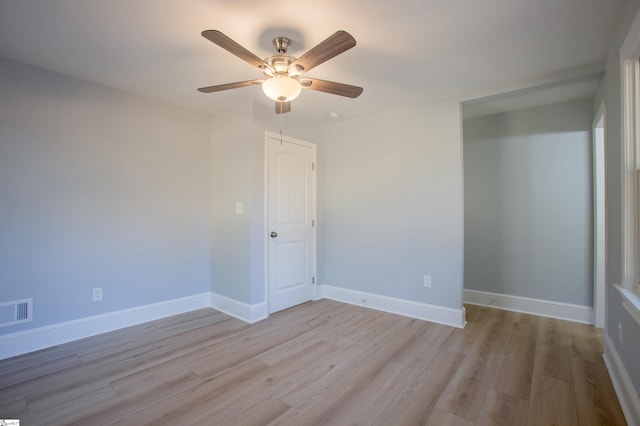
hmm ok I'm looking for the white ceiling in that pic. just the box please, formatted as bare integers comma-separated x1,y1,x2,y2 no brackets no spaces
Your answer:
0,0,628,121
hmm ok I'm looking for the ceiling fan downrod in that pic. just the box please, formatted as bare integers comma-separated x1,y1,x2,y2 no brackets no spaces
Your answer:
272,37,291,55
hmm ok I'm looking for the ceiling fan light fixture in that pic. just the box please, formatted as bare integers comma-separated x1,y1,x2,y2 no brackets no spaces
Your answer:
199,30,363,114
262,75,302,102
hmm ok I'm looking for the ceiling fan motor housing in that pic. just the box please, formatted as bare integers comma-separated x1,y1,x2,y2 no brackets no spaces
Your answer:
262,55,298,77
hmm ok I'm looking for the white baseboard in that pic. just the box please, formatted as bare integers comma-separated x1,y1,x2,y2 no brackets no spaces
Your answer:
318,284,466,328
0,292,212,361
603,333,640,426
464,289,592,324
0,286,466,361
210,293,268,324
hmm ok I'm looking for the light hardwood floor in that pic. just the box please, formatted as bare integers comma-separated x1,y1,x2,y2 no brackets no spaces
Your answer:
0,300,627,425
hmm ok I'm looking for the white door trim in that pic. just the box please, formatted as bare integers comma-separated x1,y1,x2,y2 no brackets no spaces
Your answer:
593,102,606,328
264,131,317,314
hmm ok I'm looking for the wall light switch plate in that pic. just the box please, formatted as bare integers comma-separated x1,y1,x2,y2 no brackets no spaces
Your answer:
92,287,103,302
423,275,432,288
235,202,244,215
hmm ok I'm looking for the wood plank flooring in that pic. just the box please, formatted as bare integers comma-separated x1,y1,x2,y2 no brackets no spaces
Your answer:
0,300,627,425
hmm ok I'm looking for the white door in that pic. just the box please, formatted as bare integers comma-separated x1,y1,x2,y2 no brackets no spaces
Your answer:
266,133,316,313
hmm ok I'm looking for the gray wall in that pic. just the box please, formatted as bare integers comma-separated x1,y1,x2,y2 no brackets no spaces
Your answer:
0,58,213,334
210,100,467,312
210,103,254,304
319,102,464,309
210,101,321,305
594,0,640,398
463,99,593,306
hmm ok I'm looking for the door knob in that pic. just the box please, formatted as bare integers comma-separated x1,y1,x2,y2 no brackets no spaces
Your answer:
270,231,278,238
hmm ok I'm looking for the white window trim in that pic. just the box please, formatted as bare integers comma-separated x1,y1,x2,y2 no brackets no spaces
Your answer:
620,59,638,289
618,9,640,324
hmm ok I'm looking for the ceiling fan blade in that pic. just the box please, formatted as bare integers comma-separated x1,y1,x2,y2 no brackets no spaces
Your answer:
291,30,356,73
201,30,270,70
300,78,363,98
275,101,291,114
197,80,263,93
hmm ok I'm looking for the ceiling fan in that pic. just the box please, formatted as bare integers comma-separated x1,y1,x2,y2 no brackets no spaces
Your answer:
197,30,363,114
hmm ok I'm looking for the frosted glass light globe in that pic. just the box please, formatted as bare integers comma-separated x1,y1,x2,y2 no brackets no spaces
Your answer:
262,76,302,102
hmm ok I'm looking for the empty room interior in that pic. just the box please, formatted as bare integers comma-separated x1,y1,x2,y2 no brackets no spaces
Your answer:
1,1,640,425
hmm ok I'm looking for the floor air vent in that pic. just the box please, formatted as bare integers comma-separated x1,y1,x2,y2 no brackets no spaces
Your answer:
0,298,33,327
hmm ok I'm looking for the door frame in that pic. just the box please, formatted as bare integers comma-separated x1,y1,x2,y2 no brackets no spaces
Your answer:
263,131,318,315
593,102,606,328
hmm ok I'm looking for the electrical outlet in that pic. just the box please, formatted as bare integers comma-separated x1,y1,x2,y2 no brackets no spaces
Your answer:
92,287,103,302
423,275,432,288
619,322,623,345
